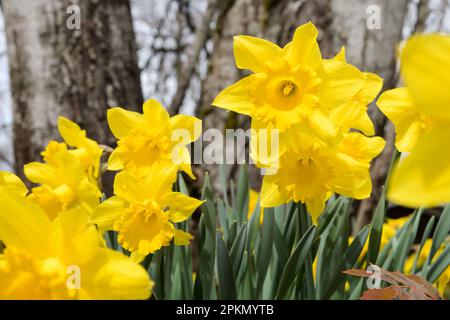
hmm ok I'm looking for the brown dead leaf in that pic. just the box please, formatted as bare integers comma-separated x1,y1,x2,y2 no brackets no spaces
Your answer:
344,264,441,300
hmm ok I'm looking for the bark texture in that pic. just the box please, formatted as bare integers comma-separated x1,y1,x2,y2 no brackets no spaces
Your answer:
3,0,143,179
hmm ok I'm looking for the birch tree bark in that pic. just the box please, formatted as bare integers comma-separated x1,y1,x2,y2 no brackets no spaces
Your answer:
3,0,143,178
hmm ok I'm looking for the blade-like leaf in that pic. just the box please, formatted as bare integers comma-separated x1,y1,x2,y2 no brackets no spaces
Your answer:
216,232,237,299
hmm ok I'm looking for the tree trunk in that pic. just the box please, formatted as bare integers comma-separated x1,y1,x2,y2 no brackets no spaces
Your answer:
3,0,143,179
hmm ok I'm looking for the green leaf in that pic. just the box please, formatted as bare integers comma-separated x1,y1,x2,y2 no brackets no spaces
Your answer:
219,164,229,208
428,204,450,263
427,245,450,283
367,191,386,264
275,225,316,299
229,222,248,275
256,208,275,297
412,216,435,273
216,232,237,299
321,225,370,300
247,199,261,250
197,173,217,299
235,164,249,224
391,210,422,271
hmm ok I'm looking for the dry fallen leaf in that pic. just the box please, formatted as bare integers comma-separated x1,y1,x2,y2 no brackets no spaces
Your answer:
344,264,441,300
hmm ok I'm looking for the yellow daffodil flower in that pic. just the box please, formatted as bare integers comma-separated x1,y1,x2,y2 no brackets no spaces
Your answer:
25,149,101,220
260,132,384,221
0,187,153,299
212,22,365,134
378,34,450,207
56,116,103,180
91,164,203,262
107,99,201,179
0,171,27,195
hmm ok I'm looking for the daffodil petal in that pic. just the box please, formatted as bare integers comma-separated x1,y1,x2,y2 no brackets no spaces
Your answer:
169,114,202,142
0,187,50,256
401,34,450,120
91,196,127,229
83,249,153,299
285,21,321,68
388,125,450,207
142,99,170,127
322,60,365,108
173,229,193,245
24,162,60,186
107,148,124,171
0,171,27,195
354,112,375,136
165,192,204,223
306,195,327,224
377,87,423,152
107,107,144,139
113,171,149,204
212,75,256,115
57,116,84,147
233,35,283,73
260,175,290,207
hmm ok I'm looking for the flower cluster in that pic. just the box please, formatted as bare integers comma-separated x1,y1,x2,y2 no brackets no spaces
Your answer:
213,22,385,221
92,99,203,262
0,100,202,298
0,118,153,299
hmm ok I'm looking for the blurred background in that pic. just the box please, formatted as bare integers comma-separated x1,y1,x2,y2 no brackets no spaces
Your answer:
0,0,449,226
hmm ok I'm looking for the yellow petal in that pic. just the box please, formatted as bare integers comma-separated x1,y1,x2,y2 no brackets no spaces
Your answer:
354,112,375,136
169,114,202,142
83,249,153,299
107,107,144,139
388,125,450,207
57,116,83,147
165,192,204,223
260,175,290,207
130,251,146,264
212,75,256,115
307,109,340,145
49,208,100,266
333,47,346,62
24,162,60,187
306,195,327,224
233,35,283,73
113,171,149,204
339,132,385,163
0,171,27,195
377,87,423,152
173,229,193,246
142,99,170,127
285,22,322,68
0,187,50,256
250,118,288,170
401,34,450,120
91,196,127,229
322,60,365,108
360,72,383,103
107,148,124,171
